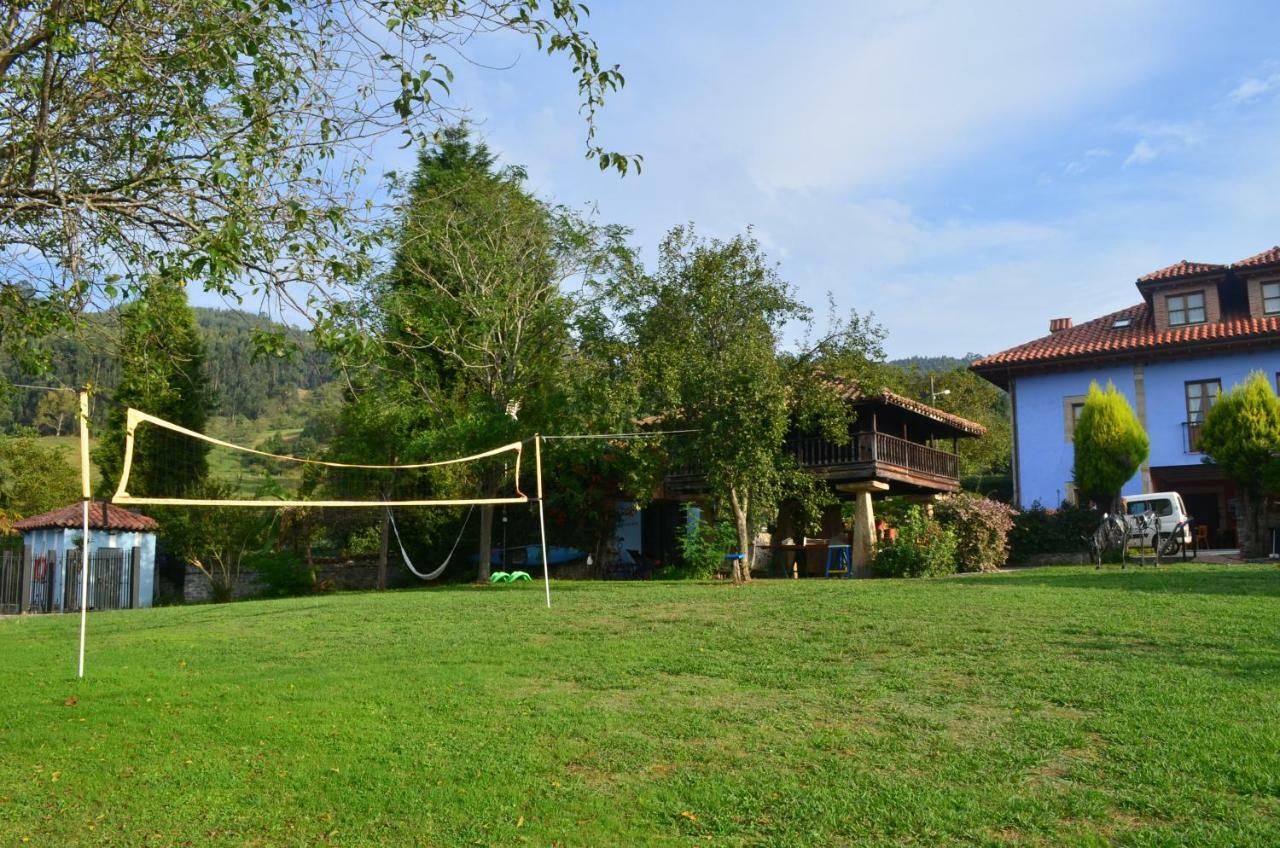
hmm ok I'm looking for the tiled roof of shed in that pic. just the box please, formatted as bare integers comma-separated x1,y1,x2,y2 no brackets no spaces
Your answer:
971,303,1280,372
1137,260,1226,283
12,501,159,532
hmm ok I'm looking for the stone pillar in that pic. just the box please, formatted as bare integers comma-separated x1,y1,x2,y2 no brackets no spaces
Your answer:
839,481,889,577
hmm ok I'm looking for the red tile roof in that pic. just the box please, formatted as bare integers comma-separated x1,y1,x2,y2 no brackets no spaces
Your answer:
1137,260,1226,283
12,501,159,532
1234,246,1280,269
971,303,1280,374
822,375,987,437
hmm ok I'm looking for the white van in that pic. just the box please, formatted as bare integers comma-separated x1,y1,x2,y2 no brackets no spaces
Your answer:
1121,491,1193,550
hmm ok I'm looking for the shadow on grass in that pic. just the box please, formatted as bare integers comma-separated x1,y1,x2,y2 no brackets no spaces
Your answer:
1003,564,1280,597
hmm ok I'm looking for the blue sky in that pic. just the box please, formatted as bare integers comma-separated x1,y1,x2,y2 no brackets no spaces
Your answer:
295,1,1280,359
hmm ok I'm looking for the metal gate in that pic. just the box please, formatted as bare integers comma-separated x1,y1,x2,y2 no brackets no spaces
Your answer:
62,548,137,612
29,549,58,613
0,550,20,615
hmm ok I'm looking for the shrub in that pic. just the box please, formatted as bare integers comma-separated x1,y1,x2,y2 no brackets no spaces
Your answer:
873,506,958,578
245,550,314,598
934,492,1017,573
1073,381,1148,508
1006,500,1100,562
663,504,736,579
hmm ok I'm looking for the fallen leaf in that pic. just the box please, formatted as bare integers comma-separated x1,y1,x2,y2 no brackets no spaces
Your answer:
50,772,60,783
680,811,698,822
516,816,524,828
64,696,77,707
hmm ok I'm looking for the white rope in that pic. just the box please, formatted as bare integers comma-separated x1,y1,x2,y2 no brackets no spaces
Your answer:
124,407,522,469
386,505,474,581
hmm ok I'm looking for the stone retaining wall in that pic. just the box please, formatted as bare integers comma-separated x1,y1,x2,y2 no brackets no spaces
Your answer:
181,556,415,603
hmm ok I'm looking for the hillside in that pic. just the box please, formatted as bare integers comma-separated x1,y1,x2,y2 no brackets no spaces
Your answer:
888,353,983,374
1,308,337,431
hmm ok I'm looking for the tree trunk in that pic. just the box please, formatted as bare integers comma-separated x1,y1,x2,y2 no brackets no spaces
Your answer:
729,486,752,584
376,511,390,590
477,504,494,582
1238,488,1267,558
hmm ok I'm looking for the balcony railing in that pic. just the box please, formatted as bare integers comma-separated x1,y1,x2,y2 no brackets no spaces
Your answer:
1184,421,1204,453
667,432,962,488
786,431,959,480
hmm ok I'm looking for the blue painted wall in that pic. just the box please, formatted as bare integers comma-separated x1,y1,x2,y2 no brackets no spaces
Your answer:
1013,352,1280,507
1142,351,1280,467
1014,364,1139,508
21,527,157,610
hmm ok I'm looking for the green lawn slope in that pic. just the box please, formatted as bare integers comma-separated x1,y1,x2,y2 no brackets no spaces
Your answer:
1,565,1277,846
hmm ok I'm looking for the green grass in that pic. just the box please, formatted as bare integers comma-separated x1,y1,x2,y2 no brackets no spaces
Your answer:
1,565,1278,846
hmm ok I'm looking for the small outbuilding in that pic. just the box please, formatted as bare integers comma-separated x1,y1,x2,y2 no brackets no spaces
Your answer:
10,501,159,613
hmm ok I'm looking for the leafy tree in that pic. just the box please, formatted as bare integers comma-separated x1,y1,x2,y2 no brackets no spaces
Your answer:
1197,371,1280,557
333,127,630,580
608,226,870,583
94,281,212,497
1071,381,1148,510
0,0,637,375
33,389,77,436
0,431,80,524
160,486,274,602
886,365,1012,487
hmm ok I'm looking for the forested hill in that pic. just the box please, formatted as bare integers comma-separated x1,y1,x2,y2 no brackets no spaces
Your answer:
195,309,334,419
1,308,335,428
888,354,983,374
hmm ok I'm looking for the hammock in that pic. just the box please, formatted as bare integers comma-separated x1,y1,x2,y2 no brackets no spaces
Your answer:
386,505,475,581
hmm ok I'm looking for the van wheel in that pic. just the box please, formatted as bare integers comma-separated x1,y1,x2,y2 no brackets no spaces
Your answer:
1158,533,1181,557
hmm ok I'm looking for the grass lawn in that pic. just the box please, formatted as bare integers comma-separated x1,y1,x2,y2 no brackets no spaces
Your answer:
1,565,1277,847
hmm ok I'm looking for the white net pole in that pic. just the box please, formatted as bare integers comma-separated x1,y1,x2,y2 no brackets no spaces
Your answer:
77,389,91,679
535,435,551,609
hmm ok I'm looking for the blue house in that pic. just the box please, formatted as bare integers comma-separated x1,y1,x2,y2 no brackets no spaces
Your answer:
12,500,159,612
972,246,1280,549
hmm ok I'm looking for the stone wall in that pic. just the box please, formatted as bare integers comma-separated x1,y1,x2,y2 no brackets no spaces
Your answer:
181,555,415,603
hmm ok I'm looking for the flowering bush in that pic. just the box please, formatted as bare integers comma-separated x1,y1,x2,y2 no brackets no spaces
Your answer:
872,506,958,578
934,492,1017,573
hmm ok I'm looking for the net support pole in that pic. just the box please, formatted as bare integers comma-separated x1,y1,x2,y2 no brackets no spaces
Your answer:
535,435,551,609
77,389,91,679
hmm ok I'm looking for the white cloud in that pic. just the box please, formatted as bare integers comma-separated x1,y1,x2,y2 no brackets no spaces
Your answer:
1228,72,1280,105
690,1,1178,194
1124,140,1158,167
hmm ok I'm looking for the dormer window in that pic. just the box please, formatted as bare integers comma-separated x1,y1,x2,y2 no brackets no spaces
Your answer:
1263,282,1280,315
1111,317,1132,329
1167,291,1206,326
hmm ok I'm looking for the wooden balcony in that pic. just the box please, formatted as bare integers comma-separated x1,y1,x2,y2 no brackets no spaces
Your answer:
787,432,960,490
664,431,962,495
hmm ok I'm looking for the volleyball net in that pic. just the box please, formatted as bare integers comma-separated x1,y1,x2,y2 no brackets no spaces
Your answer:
110,408,529,508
